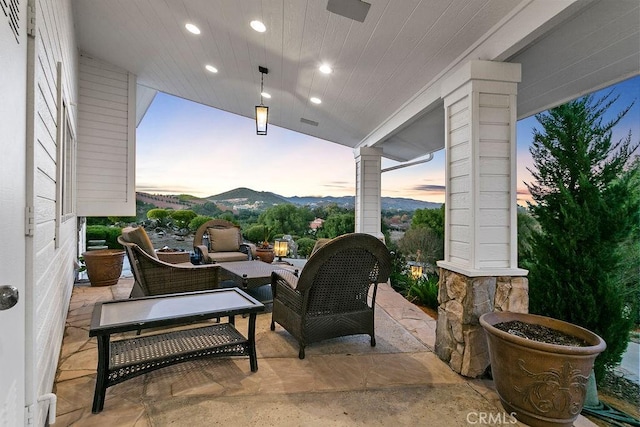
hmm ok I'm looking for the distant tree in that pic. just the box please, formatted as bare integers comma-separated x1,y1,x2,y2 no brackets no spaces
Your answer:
147,208,171,226
525,92,639,381
295,237,317,258
259,204,314,237
192,202,223,218
397,227,443,268
244,224,270,245
316,212,354,238
169,210,197,229
188,215,213,232
218,212,236,223
411,205,444,239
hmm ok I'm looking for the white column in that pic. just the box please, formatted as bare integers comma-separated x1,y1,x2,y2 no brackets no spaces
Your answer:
437,60,527,277
354,146,383,238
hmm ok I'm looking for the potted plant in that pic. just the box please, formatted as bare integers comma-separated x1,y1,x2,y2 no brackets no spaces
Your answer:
255,226,275,263
479,311,606,427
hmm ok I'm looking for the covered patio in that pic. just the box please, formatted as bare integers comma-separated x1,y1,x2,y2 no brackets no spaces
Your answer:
54,277,597,426
1,0,638,425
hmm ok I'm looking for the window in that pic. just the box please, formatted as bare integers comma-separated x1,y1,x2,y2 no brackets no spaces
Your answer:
61,107,75,218
55,62,75,247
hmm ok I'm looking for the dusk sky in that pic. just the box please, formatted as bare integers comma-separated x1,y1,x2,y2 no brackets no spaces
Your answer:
136,75,639,205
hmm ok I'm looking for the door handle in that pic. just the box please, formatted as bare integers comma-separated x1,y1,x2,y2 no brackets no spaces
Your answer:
0,286,19,310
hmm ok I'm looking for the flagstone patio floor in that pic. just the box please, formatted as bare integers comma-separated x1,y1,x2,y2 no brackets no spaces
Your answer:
53,277,597,426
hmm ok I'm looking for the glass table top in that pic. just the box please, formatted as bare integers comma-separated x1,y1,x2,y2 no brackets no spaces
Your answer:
92,289,261,331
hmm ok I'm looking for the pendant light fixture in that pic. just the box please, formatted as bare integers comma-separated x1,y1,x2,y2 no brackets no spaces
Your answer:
256,66,269,135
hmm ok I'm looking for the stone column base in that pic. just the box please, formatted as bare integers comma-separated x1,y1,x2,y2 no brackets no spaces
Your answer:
434,268,528,377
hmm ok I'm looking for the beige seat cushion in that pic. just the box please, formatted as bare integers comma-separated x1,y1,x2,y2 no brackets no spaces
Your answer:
121,226,157,258
208,252,249,263
208,227,241,252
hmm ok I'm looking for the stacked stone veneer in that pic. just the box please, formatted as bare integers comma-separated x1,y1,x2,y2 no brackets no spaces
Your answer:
435,268,528,378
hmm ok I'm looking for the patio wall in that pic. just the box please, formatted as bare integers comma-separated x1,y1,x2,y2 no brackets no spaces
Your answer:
28,1,78,425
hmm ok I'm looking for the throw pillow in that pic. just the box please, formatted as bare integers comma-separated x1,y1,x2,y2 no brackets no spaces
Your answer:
208,227,241,252
121,226,157,258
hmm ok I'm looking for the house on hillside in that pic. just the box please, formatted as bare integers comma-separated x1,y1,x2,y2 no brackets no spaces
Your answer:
1,1,637,425
310,218,325,231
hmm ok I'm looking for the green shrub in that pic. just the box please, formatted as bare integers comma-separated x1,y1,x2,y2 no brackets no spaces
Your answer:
244,224,269,245
147,208,171,226
408,275,439,309
295,237,316,258
169,210,197,229
189,215,213,232
86,225,122,249
389,251,412,295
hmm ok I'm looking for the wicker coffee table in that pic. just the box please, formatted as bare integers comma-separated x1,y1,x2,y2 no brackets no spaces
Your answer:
89,288,264,413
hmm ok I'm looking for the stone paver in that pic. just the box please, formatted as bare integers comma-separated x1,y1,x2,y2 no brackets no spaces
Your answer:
53,278,596,426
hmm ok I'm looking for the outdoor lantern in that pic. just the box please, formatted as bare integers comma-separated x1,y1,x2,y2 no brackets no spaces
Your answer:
255,105,269,135
256,66,269,135
273,239,288,262
410,263,423,279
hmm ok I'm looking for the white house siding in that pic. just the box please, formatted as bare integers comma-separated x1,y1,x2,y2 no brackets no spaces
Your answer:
354,147,382,238
446,97,471,265
29,0,78,424
440,61,521,276
477,93,512,269
77,55,136,217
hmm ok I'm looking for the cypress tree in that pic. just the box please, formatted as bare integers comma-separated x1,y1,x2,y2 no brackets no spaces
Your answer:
525,92,639,381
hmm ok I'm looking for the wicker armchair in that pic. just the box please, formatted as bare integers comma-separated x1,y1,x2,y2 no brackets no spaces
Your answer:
270,233,391,359
118,226,220,298
193,219,254,264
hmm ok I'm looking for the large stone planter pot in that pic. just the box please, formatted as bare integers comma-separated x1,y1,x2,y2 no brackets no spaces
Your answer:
82,249,125,287
479,312,606,427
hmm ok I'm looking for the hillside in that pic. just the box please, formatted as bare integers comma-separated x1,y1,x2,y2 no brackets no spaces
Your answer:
137,187,441,212
286,195,440,211
206,187,289,209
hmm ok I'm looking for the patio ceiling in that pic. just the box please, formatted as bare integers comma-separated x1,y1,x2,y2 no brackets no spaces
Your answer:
72,0,639,162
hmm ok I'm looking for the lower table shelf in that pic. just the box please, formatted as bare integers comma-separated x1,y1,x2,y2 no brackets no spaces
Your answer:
107,323,249,386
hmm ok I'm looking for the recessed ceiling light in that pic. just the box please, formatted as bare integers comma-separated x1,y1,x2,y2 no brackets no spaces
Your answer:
250,20,266,32
319,64,333,74
205,65,218,73
310,97,322,104
261,92,271,99
185,23,201,35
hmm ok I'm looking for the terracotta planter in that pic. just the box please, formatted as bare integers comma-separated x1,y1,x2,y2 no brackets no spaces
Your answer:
255,247,275,264
82,249,125,287
480,311,606,427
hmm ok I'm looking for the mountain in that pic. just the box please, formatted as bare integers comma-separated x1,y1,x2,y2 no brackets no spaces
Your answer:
205,187,289,209
207,188,441,211
286,195,440,211
137,187,441,212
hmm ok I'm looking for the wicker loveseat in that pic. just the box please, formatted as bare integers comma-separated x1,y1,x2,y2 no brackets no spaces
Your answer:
193,219,254,264
270,233,391,359
118,226,220,298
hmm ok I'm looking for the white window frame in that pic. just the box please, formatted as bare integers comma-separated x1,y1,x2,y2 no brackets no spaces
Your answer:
55,62,76,247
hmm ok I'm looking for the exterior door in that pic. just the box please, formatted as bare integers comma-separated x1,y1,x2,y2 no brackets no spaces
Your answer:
0,0,28,425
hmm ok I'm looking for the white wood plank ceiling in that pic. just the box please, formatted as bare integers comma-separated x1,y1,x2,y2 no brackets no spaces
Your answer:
71,0,639,162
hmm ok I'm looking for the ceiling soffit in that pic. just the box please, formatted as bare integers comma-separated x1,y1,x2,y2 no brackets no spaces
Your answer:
72,0,518,151
72,1,637,163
